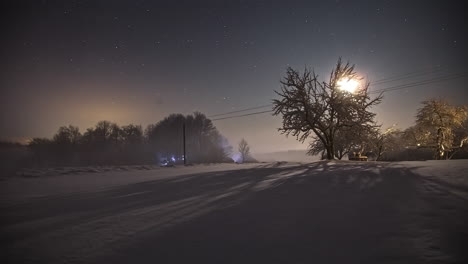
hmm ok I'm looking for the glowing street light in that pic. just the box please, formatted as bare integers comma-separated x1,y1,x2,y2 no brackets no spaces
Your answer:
337,78,359,93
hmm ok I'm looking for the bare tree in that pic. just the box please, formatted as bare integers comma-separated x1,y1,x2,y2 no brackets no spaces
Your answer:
145,112,230,163
53,125,81,145
238,138,250,163
416,99,468,159
370,126,402,161
273,58,383,160
121,124,144,145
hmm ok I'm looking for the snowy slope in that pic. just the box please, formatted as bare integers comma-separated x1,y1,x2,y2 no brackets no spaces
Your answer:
1,160,467,263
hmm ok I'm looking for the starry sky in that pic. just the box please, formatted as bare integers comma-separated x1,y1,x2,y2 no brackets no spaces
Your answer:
1,0,467,153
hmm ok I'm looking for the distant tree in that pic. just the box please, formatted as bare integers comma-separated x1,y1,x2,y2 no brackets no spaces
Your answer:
415,99,468,159
185,112,225,162
82,121,122,146
238,138,250,163
76,121,124,165
28,138,53,148
146,112,230,163
53,125,81,145
273,58,383,159
121,124,144,145
146,114,187,160
403,125,430,147
28,138,54,166
50,125,82,164
117,124,146,164
370,126,403,161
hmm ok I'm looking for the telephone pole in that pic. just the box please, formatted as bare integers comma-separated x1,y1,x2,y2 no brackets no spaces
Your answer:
183,122,186,165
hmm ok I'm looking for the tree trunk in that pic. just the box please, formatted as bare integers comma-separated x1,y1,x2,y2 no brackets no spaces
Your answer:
326,149,333,159
329,137,335,160
435,128,442,160
325,144,334,160
376,145,383,161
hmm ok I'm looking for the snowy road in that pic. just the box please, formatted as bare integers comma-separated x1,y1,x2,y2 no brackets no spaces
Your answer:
1,161,468,263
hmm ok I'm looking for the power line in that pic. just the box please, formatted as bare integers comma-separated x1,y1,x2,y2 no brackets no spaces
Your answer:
371,65,448,85
208,104,272,117
209,69,468,121
209,67,454,118
369,71,468,94
211,110,273,121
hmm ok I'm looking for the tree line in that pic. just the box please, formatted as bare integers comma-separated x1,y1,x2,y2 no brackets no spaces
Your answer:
27,112,232,167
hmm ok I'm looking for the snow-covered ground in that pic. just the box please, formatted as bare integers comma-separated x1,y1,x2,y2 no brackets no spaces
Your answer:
0,163,263,206
253,149,317,163
394,160,468,188
1,160,467,263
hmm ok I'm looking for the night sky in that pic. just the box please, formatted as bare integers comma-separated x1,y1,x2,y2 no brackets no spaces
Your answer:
1,0,467,153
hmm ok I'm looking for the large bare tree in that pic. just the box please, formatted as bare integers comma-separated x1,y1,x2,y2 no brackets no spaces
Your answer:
273,58,383,160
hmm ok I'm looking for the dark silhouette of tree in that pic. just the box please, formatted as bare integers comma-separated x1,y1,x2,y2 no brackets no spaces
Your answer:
51,125,82,164
273,58,383,160
121,124,144,144
119,124,146,163
53,125,81,145
238,138,250,163
88,121,122,145
146,112,230,163
146,114,185,161
78,121,123,164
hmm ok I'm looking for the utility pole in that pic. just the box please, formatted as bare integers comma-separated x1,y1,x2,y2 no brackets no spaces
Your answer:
183,122,186,165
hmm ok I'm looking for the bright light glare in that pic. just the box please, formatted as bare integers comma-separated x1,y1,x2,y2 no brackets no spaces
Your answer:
337,78,359,93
